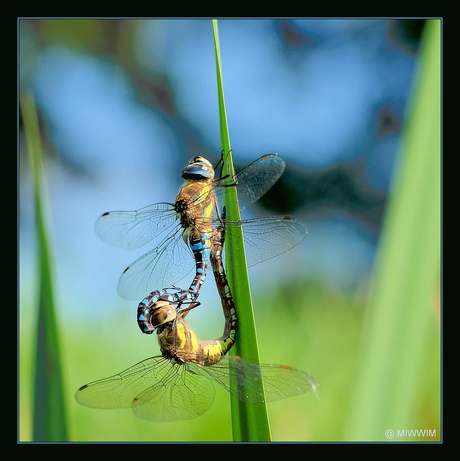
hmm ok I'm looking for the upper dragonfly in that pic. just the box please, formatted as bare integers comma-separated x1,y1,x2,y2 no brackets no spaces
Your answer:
95,154,307,299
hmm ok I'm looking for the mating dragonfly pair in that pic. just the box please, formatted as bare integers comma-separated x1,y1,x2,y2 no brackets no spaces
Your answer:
76,153,317,422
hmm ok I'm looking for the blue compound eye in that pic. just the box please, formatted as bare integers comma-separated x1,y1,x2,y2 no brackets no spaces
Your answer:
181,156,215,180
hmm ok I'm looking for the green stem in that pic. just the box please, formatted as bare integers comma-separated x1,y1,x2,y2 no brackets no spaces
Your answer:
212,19,271,442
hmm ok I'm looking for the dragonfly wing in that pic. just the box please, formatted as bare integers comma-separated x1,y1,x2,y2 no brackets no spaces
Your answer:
223,216,307,269
213,154,285,212
95,203,177,250
117,227,195,299
202,355,265,402
75,356,167,409
233,154,286,211
133,362,215,422
256,363,318,402
203,355,317,403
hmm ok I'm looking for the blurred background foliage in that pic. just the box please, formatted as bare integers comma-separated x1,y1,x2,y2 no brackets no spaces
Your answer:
19,18,441,442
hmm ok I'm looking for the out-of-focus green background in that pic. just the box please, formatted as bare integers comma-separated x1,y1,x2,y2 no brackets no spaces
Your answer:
19,18,441,442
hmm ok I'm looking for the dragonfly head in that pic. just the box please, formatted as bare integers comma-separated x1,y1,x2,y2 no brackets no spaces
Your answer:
137,299,177,334
181,156,215,181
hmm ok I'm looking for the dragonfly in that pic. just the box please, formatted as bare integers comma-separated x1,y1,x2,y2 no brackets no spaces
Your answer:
76,220,317,422
95,153,307,300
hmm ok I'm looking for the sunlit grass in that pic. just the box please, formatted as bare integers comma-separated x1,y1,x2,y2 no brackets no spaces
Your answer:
20,91,69,441
345,19,441,442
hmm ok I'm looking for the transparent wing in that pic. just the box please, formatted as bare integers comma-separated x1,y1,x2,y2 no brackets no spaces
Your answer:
214,153,285,212
117,227,194,299
133,362,215,422
95,202,177,250
224,216,308,268
75,356,168,409
256,363,318,402
203,355,318,403
75,356,215,422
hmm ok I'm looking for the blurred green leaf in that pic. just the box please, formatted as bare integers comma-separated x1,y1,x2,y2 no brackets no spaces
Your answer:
21,91,69,441
345,19,441,441
212,19,271,442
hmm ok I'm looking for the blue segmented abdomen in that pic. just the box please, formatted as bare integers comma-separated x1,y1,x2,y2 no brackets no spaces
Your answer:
186,229,212,295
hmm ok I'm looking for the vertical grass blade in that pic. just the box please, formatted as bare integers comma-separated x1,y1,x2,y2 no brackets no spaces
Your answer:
21,91,69,441
345,20,441,441
212,19,271,442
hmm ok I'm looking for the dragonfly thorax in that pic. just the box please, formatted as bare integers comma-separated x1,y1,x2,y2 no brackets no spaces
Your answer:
175,181,216,231
158,318,197,361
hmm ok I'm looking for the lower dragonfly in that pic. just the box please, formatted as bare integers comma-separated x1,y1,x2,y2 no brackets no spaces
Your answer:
76,220,317,422
95,153,307,300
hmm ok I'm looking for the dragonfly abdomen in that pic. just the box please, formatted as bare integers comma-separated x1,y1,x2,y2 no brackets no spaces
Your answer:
159,317,226,366
195,340,229,366
187,229,212,295
209,220,238,355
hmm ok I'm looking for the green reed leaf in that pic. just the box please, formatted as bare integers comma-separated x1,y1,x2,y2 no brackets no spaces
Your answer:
212,19,271,442
345,20,441,441
21,91,69,441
